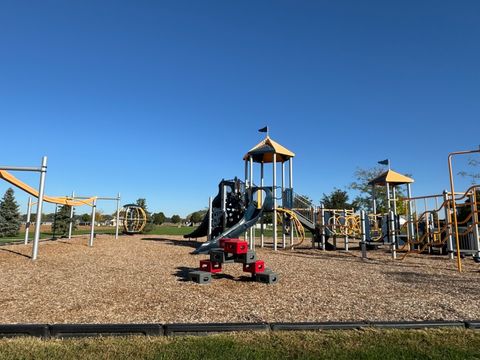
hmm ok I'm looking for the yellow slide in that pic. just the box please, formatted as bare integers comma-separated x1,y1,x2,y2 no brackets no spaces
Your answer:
0,170,95,207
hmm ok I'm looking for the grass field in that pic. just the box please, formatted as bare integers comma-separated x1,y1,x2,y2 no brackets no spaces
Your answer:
0,225,194,244
0,329,479,360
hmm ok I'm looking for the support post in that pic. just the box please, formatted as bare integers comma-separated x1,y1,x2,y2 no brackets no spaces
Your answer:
320,205,325,250
289,158,294,246
249,156,254,249
24,197,32,244
406,184,415,249
68,191,75,239
32,156,47,261
89,198,97,247
360,210,367,259
260,161,264,247
443,190,454,259
273,153,277,251
389,210,397,259
343,209,349,251
115,193,121,239
281,161,286,248
207,196,213,241
470,191,480,259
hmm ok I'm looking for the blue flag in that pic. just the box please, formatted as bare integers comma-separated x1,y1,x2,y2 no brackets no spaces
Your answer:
258,126,268,133
378,159,389,166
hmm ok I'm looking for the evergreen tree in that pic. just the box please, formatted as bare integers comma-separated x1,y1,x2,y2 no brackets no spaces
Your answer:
0,188,21,237
136,198,154,232
51,205,74,238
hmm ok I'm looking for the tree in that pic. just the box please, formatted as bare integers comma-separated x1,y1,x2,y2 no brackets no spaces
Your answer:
321,188,357,210
458,158,480,184
171,214,181,224
136,198,154,232
152,212,166,225
81,213,91,224
188,210,207,224
51,205,75,238
350,166,409,214
0,188,21,237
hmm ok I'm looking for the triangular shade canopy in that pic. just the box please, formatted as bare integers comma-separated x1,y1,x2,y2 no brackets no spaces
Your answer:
243,136,295,163
368,169,414,186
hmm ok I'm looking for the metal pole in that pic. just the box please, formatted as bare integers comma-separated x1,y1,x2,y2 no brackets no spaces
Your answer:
470,191,480,260
260,161,264,248
24,197,32,244
68,191,75,239
32,156,47,261
115,193,120,239
89,198,97,247
389,210,397,259
244,159,248,242
443,190,454,260
320,205,326,250
207,196,213,241
273,153,277,251
448,148,480,272
249,156,254,249
372,185,377,214
343,209,348,251
281,161,286,248
360,210,367,259
289,158,294,246
221,185,227,230
406,184,415,249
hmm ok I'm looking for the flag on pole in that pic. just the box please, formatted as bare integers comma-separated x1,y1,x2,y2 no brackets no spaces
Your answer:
378,159,389,166
258,126,268,133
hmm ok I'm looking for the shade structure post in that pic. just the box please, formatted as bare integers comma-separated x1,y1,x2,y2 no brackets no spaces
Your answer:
68,191,75,239
89,198,97,247
32,156,47,261
115,193,121,239
24,197,32,244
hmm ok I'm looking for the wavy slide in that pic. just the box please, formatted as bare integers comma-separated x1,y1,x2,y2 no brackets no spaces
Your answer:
193,188,273,254
0,170,95,207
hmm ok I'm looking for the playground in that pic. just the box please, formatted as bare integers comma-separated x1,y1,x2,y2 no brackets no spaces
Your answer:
0,233,479,325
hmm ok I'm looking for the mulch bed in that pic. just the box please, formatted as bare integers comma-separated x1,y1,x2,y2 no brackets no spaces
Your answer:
0,234,478,324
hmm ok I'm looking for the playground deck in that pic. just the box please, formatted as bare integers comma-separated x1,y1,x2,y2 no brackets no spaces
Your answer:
0,235,479,324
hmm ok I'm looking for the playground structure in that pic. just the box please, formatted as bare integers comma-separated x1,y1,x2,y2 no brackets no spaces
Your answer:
0,156,144,259
186,135,480,272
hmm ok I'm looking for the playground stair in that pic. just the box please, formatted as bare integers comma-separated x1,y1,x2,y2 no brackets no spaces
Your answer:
188,238,278,285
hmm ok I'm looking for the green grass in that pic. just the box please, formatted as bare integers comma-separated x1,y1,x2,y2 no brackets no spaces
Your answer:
0,329,479,360
146,225,197,236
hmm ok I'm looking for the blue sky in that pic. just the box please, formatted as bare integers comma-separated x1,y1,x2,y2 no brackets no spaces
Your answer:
0,0,479,217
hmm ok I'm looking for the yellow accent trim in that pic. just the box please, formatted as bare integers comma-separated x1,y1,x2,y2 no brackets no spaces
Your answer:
0,170,95,206
276,207,305,248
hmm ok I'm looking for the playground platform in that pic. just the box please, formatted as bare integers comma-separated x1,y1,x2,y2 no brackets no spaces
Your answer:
0,234,478,324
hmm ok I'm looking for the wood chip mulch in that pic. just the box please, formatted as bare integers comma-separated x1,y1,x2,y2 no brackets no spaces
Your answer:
0,234,479,324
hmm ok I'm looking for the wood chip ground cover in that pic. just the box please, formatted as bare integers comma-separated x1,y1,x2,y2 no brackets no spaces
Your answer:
0,235,478,324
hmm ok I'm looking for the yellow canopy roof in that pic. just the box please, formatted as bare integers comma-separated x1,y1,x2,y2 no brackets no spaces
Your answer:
243,136,295,163
368,169,414,186
0,170,95,206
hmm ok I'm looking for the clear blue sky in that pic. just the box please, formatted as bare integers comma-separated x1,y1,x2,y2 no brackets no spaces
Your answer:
1,0,479,217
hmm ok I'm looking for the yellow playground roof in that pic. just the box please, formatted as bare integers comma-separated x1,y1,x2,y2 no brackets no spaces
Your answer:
368,169,414,186
243,136,295,163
